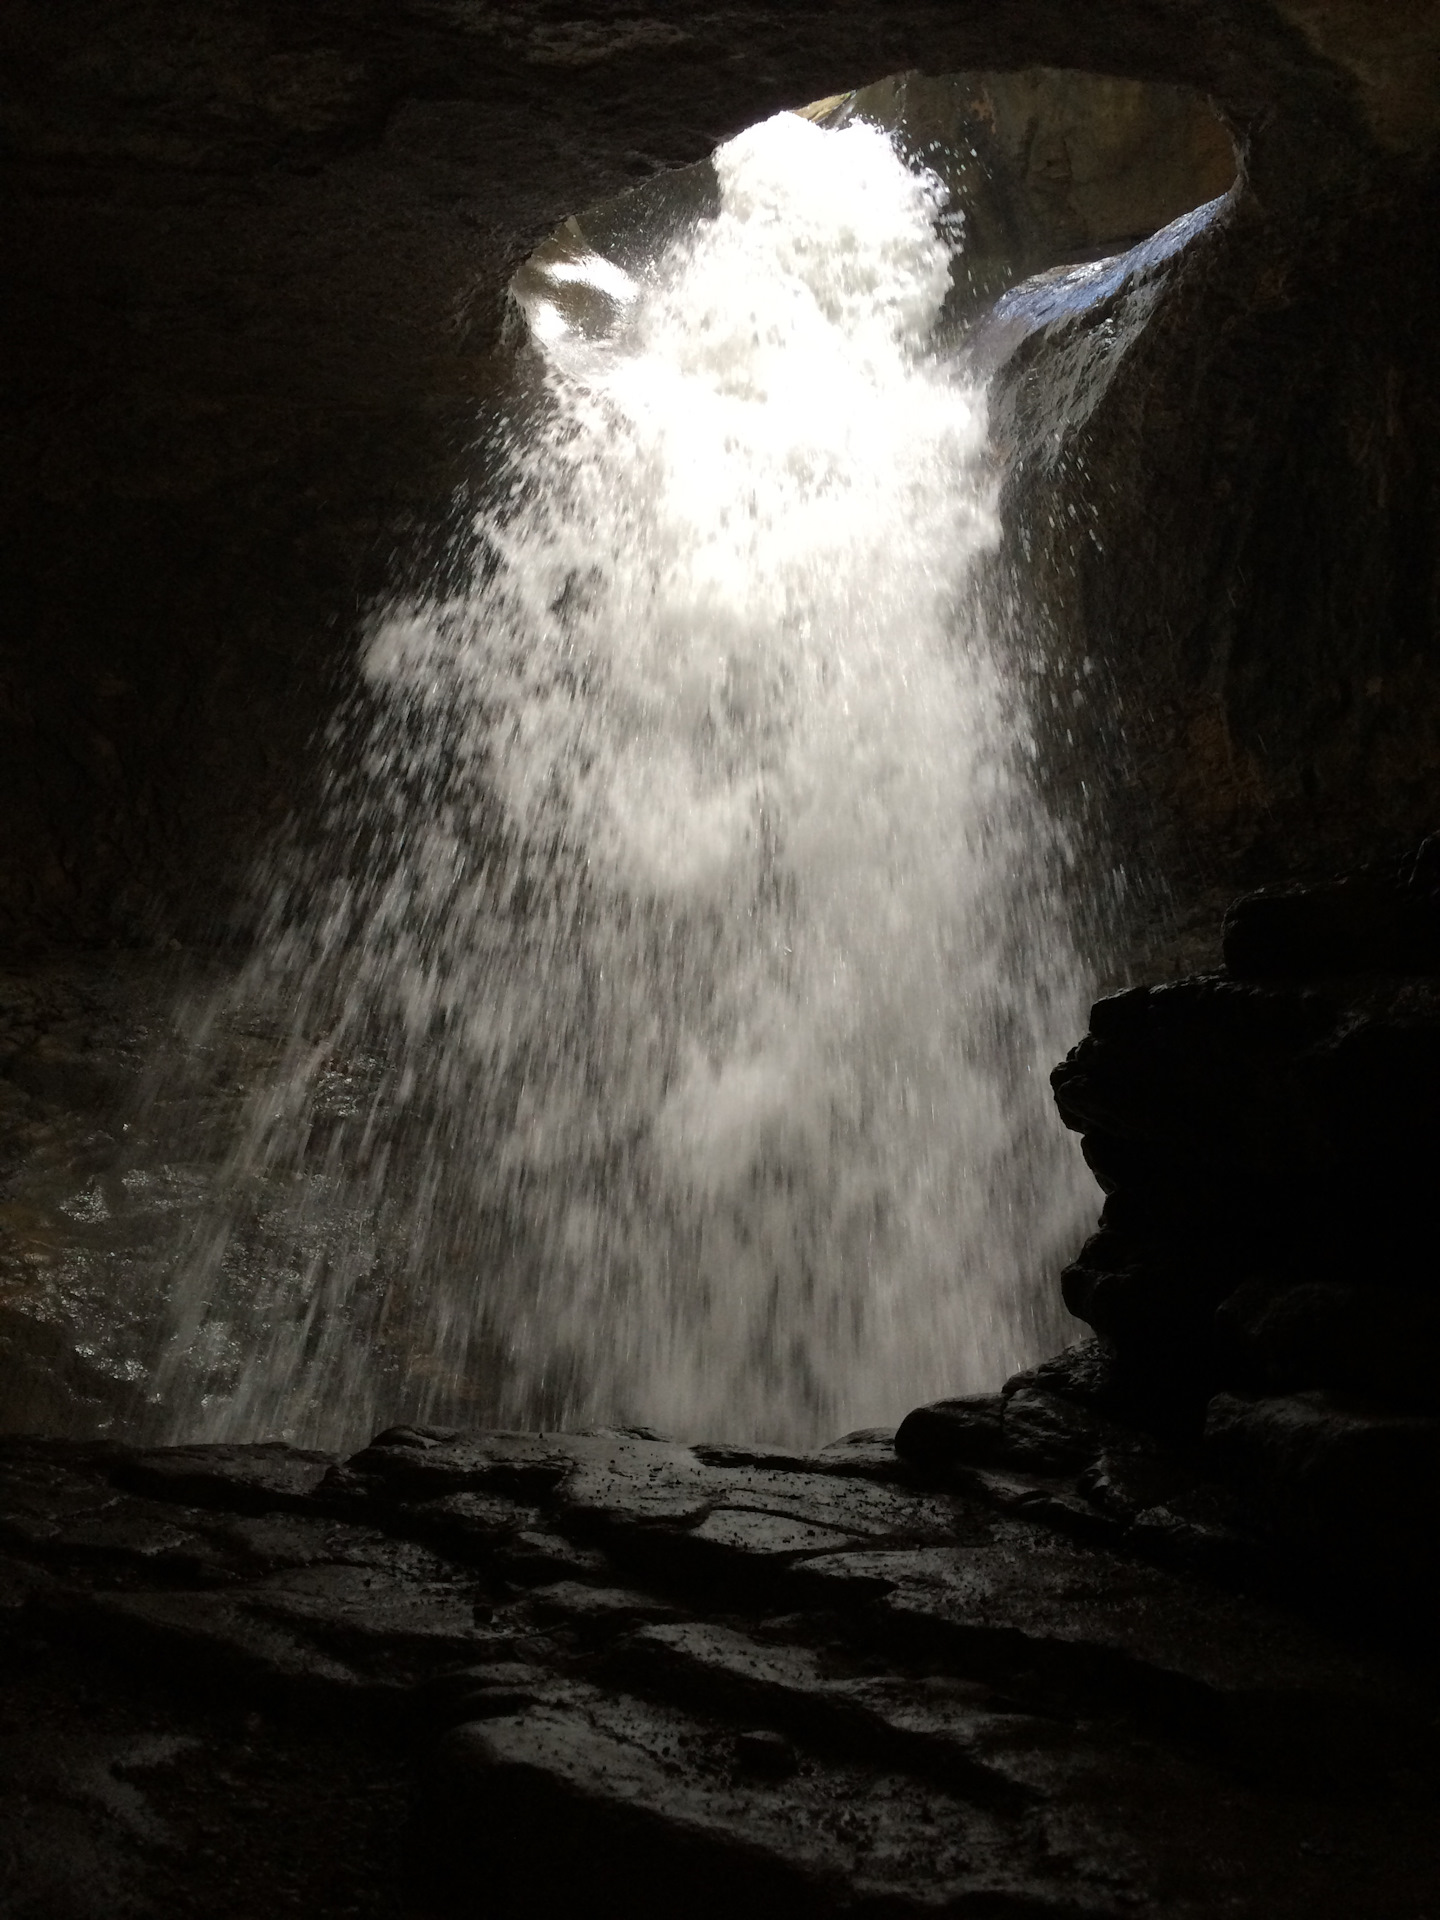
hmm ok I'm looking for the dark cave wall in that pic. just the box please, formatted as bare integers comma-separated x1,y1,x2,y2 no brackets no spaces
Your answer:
1001,152,1440,927
1,0,1437,950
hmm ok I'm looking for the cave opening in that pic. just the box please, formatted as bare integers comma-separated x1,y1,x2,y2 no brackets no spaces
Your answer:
1,70,1237,1455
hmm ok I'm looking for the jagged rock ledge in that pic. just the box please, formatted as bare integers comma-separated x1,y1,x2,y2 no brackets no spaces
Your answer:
3,1413,1438,1917
1026,845,1440,1617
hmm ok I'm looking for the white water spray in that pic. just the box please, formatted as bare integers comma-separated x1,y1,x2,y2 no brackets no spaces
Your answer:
154,111,1094,1450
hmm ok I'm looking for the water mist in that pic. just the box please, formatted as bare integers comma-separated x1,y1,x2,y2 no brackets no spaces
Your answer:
152,110,1096,1452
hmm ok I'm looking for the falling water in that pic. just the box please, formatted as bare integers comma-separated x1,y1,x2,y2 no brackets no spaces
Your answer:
152,110,1095,1451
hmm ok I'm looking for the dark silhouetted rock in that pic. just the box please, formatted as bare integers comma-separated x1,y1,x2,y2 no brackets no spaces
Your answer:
1223,839,1440,978
894,1395,1006,1469
1053,971,1440,1291
1204,1390,1440,1590
1060,1234,1234,1357
1216,1276,1440,1409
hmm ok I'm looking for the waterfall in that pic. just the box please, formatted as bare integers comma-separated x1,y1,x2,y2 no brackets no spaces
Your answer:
151,109,1095,1451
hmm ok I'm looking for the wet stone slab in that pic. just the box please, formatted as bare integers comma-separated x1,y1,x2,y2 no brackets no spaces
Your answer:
2,1428,1439,1918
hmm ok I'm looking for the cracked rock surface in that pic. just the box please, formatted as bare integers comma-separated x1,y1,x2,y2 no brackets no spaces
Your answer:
3,1421,1437,1917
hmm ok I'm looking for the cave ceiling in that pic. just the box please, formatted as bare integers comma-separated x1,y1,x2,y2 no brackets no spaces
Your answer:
0,1,1437,946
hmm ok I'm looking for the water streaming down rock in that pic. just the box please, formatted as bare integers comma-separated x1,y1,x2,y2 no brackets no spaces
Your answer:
152,110,1096,1451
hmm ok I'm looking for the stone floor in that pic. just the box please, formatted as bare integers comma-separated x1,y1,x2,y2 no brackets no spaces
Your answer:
2,1418,1436,1919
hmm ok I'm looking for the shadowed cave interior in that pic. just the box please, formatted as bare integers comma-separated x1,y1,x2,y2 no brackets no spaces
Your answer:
2,4,1439,1917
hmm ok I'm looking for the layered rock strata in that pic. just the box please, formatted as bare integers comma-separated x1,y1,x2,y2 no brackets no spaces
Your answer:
3,1421,1438,1918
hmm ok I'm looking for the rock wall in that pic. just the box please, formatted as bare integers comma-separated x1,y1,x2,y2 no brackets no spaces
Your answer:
844,67,1236,320
1,0,1438,949
1034,850,1440,1608
999,151,1440,938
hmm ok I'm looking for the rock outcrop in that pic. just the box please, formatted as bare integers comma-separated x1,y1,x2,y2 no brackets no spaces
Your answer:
1029,848,1440,1610
893,846,1440,1639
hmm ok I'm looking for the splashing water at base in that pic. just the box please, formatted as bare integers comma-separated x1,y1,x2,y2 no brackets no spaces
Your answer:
153,111,1096,1451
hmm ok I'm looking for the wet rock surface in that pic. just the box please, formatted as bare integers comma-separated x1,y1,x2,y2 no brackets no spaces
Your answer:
3,1421,1439,1917
0,951,307,1438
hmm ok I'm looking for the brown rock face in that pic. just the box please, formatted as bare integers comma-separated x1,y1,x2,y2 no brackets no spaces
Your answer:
0,0,1437,949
